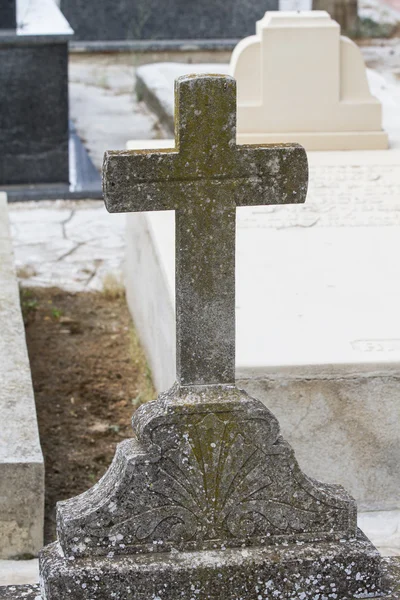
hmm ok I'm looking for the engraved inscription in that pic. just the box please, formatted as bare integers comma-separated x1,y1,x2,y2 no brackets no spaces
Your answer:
240,163,400,229
351,339,400,353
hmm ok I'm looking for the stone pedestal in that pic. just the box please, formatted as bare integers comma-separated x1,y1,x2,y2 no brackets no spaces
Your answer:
0,0,73,186
40,384,383,599
41,534,381,600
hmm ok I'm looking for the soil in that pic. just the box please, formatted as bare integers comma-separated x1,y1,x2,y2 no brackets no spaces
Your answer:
21,286,155,545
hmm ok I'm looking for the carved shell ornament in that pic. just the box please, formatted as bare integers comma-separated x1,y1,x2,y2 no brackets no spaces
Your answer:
57,385,356,557
126,411,317,543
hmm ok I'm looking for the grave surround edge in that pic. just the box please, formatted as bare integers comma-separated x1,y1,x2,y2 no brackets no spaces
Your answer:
0,192,44,558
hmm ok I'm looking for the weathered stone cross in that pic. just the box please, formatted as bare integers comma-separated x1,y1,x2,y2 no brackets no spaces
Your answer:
42,76,381,600
103,74,308,387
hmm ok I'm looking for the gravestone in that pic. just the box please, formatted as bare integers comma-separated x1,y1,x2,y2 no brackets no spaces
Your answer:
60,0,277,42
0,0,72,186
231,11,387,150
39,74,384,599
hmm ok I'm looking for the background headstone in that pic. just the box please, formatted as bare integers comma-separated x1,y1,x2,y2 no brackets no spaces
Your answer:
231,11,388,150
59,0,277,42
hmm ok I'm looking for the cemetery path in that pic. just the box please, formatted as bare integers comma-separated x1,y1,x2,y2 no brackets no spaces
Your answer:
69,54,167,171
21,287,155,544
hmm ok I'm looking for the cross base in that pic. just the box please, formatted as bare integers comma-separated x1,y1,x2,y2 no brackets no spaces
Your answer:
41,384,385,599
40,532,383,600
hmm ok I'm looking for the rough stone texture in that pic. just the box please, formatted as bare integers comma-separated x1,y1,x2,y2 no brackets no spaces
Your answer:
103,74,307,386
0,193,44,558
121,146,400,513
59,0,277,42
239,375,400,513
3,559,400,598
44,383,384,600
40,74,383,598
41,532,382,600
0,583,40,600
0,43,69,185
0,0,16,30
56,385,357,558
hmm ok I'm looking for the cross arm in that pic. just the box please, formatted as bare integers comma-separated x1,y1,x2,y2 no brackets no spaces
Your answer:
234,143,308,207
103,149,180,213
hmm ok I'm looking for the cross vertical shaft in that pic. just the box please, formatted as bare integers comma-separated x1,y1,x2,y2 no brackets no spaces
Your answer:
176,204,236,386
103,73,308,390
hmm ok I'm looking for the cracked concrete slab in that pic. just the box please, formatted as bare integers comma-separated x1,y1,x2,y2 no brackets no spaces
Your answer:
8,201,125,293
69,54,167,171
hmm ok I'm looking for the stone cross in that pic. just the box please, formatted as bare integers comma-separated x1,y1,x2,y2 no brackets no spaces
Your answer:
0,0,16,29
103,74,308,387
41,74,382,600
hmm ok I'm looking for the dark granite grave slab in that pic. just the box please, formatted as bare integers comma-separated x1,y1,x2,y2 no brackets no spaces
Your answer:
0,0,73,187
60,0,277,42
4,122,102,201
0,43,69,185
0,0,16,30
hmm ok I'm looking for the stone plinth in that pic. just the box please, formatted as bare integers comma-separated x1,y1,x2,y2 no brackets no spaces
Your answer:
0,193,44,558
59,0,278,42
41,534,382,599
123,143,400,517
231,11,387,150
0,0,73,186
40,384,383,599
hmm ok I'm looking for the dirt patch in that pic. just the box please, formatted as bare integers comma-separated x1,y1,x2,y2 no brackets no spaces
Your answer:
21,286,155,545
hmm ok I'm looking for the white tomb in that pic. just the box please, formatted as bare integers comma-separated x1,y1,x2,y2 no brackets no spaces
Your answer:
124,141,400,524
123,13,400,549
231,11,388,150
